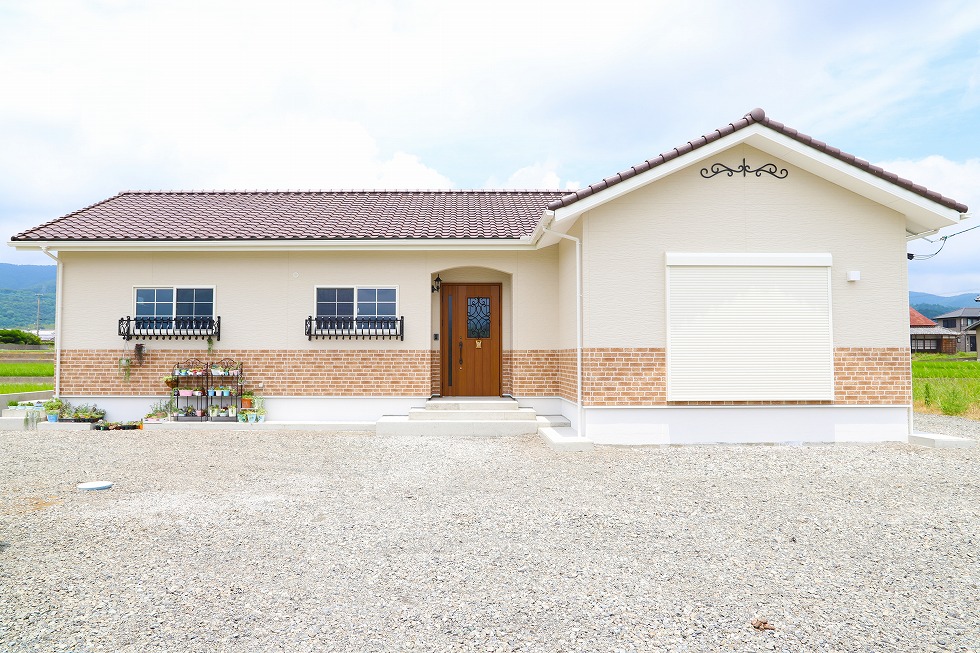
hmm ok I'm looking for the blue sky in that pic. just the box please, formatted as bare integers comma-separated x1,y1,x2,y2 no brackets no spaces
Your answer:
1,0,978,295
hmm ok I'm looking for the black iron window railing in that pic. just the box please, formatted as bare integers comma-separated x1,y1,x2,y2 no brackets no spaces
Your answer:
305,316,404,341
119,316,221,341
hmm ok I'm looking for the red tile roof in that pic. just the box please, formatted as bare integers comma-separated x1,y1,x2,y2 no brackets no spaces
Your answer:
909,307,937,327
548,108,969,214
11,190,566,242
11,109,967,244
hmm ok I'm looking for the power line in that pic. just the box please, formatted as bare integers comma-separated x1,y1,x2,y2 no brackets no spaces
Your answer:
908,223,980,261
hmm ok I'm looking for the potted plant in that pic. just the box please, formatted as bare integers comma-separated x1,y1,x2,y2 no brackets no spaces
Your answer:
43,397,64,422
208,404,220,418
240,390,255,409
254,396,266,423
162,375,178,389
227,404,237,418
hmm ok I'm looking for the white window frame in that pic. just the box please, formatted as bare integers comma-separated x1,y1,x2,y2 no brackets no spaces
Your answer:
665,253,834,402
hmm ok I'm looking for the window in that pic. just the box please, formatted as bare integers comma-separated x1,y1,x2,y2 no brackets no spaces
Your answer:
315,286,398,333
911,338,938,351
942,318,956,329
135,286,214,330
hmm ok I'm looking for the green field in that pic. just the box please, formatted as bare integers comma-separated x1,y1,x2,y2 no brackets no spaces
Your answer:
0,381,54,394
912,354,980,418
0,362,54,376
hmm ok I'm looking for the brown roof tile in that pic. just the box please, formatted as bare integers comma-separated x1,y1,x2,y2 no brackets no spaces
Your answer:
11,190,566,242
548,108,969,214
909,307,937,327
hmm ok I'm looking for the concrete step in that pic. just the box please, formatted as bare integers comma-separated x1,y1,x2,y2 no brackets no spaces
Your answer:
0,415,30,430
537,415,571,428
376,415,539,437
3,408,44,418
909,432,977,449
408,407,537,421
425,398,520,412
539,426,594,452
37,421,93,431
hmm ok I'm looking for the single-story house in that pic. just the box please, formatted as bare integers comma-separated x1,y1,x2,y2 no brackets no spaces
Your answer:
9,108,968,444
909,307,958,353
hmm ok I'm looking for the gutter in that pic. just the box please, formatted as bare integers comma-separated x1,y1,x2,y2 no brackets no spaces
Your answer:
39,247,61,397
541,219,585,438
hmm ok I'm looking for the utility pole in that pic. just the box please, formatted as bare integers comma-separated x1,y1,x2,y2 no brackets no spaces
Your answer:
35,293,43,336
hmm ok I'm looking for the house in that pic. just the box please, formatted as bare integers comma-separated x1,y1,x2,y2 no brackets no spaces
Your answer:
967,321,980,361
8,108,968,444
909,307,958,353
932,308,980,352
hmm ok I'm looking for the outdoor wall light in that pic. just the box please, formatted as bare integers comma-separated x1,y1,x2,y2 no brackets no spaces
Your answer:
846,271,861,282
431,274,442,293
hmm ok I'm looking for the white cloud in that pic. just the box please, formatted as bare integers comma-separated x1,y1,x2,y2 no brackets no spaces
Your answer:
888,156,980,294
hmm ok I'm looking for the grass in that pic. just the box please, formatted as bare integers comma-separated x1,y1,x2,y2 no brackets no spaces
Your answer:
0,362,54,376
0,381,54,394
912,353,980,418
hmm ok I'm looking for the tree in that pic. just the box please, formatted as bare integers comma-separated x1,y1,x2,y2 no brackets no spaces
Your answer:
0,329,43,345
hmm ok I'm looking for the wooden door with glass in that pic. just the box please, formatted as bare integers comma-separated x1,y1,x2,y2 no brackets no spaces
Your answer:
439,283,501,396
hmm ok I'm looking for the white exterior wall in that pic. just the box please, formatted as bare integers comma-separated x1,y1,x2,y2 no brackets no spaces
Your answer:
581,144,909,349
59,248,561,352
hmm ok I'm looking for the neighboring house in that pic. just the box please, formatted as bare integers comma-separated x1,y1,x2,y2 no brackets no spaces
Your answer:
8,108,969,444
967,321,980,361
932,308,980,352
909,307,958,353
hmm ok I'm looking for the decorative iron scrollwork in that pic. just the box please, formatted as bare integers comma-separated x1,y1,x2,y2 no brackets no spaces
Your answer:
700,158,788,179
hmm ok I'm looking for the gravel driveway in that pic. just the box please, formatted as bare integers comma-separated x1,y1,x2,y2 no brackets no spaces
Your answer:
2,414,978,652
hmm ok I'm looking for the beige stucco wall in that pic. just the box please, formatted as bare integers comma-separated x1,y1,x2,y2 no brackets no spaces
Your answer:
59,248,561,352
581,144,909,348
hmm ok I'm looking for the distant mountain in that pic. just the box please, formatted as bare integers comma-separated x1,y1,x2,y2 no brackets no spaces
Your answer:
909,291,980,308
0,264,57,328
0,263,56,292
0,289,55,329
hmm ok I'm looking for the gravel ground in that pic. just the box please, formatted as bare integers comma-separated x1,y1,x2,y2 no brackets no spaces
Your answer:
1,415,978,653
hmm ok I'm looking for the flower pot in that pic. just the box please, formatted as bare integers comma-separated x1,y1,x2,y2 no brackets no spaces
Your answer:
247,413,257,423
228,405,237,417
178,390,193,397
46,413,58,422
241,398,253,409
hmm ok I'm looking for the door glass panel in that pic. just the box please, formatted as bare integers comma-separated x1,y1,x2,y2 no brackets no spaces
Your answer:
467,297,491,338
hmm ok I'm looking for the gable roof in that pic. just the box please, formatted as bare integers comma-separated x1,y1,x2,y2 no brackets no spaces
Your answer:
909,307,937,327
8,108,967,251
10,190,566,243
548,108,968,214
933,307,980,320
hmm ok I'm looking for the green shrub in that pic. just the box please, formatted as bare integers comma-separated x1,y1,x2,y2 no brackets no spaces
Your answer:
922,382,933,406
0,329,42,345
938,386,970,416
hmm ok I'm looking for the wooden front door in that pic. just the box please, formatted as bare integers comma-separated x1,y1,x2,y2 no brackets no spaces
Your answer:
440,283,501,396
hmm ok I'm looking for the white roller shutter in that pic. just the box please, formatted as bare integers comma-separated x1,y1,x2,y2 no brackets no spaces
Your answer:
667,254,833,401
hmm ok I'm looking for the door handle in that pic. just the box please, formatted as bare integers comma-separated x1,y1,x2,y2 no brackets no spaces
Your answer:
458,340,463,367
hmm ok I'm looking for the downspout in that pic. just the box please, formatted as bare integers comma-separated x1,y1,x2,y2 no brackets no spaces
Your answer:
40,247,61,397
541,222,584,438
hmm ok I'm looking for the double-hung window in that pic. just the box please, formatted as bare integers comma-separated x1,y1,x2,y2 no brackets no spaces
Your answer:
135,287,215,332
315,286,398,334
